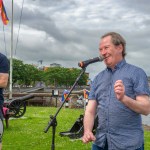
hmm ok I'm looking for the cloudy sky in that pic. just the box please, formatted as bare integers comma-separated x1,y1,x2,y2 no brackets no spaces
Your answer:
0,0,150,80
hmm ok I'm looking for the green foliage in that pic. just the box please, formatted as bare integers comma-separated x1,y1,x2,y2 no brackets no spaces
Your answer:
23,64,41,86
12,59,88,87
44,67,88,87
12,59,24,84
12,59,42,86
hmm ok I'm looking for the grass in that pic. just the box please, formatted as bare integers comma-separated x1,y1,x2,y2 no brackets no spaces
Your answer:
2,106,150,150
3,106,91,150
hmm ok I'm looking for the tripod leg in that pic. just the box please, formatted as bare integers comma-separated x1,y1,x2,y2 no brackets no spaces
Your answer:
50,116,57,150
51,126,56,150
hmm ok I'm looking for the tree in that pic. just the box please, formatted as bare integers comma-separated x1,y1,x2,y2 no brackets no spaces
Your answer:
12,58,88,87
12,59,25,85
12,59,42,86
43,67,88,87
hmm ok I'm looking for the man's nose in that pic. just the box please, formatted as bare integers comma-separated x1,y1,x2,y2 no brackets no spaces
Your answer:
100,49,106,55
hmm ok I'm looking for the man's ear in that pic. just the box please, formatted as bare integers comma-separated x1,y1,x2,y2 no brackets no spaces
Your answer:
117,44,123,54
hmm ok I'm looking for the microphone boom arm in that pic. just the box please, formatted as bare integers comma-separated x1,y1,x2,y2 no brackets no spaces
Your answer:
44,67,86,150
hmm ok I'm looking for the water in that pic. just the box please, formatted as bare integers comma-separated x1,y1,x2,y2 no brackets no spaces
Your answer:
142,114,150,126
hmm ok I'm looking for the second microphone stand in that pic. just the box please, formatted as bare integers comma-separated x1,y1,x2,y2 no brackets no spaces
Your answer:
44,67,86,150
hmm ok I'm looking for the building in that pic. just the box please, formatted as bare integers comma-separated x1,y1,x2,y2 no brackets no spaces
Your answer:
50,63,61,67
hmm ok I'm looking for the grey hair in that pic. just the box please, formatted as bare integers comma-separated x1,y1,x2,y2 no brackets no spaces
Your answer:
101,32,126,58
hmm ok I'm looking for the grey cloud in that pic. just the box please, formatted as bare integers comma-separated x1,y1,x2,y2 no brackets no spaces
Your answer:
1,0,150,79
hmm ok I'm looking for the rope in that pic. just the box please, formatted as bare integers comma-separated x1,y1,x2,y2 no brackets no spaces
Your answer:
14,0,25,55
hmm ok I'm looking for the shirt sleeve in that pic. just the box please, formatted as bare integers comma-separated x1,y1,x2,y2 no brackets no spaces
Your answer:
133,68,150,96
88,77,96,100
0,54,9,73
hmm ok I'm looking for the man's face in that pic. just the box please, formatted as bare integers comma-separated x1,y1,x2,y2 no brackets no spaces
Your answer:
99,35,123,69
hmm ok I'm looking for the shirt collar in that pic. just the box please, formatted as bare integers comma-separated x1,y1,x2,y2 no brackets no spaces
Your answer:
106,59,126,71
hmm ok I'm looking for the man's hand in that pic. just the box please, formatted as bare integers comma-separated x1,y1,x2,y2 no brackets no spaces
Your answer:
114,80,125,101
82,131,96,144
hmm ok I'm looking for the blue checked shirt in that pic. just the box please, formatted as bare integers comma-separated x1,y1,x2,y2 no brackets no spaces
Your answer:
89,59,150,150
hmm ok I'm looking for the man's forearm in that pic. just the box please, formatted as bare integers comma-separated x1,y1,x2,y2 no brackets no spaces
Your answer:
121,95,150,115
83,112,95,133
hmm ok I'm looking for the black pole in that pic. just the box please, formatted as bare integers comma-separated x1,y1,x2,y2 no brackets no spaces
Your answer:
51,116,57,150
44,67,86,150
55,97,57,107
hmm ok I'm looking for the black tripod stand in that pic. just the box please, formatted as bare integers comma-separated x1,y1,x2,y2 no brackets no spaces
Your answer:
44,67,86,150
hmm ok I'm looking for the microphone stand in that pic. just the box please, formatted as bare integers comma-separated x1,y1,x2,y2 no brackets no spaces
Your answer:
44,67,86,150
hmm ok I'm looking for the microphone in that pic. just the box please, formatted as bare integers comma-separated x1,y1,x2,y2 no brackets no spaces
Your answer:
78,56,104,68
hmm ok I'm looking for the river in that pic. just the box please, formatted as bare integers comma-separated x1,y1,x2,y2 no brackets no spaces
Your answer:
142,114,150,126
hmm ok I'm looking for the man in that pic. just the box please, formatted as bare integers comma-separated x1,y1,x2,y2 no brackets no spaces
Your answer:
82,32,150,150
0,53,9,150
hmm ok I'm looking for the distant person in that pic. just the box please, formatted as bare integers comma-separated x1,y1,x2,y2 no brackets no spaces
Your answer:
82,32,150,150
0,53,9,150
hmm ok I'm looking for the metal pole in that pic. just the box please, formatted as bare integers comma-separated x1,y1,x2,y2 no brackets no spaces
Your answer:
9,0,13,99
